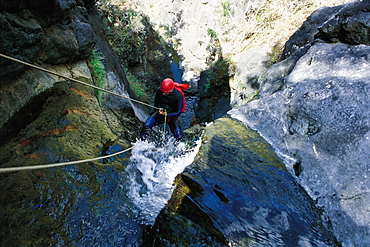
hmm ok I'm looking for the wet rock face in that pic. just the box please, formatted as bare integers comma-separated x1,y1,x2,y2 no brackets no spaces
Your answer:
144,118,337,246
0,1,144,245
232,43,370,247
230,1,370,245
0,0,96,77
0,61,140,246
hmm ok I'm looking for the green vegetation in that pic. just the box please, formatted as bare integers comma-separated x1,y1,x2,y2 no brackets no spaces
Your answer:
88,49,106,104
238,89,261,107
220,1,234,17
207,57,234,86
215,0,235,27
123,67,147,98
97,3,155,103
207,28,217,39
205,57,232,110
99,4,146,65
112,17,146,58
160,24,174,39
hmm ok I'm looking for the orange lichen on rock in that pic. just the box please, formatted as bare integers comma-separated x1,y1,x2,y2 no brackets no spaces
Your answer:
70,87,95,99
40,126,77,137
20,126,78,146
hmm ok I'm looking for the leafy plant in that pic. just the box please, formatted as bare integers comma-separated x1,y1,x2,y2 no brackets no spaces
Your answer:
123,67,150,101
207,28,217,39
99,4,146,66
206,57,232,101
88,49,106,104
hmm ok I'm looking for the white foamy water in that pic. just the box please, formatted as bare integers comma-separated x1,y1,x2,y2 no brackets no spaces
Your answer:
125,137,201,225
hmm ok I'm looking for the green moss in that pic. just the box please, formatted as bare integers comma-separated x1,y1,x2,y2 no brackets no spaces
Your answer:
199,118,287,170
87,49,106,104
166,175,191,212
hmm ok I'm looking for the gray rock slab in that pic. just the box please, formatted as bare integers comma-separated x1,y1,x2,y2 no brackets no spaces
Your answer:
229,42,370,246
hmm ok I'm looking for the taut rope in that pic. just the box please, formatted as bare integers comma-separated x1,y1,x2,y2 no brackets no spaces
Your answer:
0,53,161,110
0,53,164,173
0,146,134,173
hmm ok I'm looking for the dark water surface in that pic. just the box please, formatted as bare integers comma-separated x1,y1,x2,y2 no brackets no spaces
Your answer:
143,118,338,246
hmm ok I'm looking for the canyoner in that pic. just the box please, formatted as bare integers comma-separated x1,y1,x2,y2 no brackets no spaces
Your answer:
140,78,189,142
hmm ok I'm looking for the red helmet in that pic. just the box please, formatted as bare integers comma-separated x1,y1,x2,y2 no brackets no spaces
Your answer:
160,78,175,92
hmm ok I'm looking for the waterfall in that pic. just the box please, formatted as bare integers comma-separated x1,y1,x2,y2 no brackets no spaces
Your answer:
125,137,201,225
123,61,198,225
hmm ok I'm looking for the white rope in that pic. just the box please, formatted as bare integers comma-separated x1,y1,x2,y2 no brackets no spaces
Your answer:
0,54,171,173
0,53,162,173
0,146,134,173
0,53,161,110
163,110,167,141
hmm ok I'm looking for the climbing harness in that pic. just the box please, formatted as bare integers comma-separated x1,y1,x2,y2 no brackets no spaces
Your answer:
0,53,164,173
0,146,134,173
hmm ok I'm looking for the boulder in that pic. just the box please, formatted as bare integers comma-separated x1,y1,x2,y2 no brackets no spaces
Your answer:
0,11,43,77
282,0,370,61
230,41,370,246
0,0,95,77
317,0,370,45
281,4,345,60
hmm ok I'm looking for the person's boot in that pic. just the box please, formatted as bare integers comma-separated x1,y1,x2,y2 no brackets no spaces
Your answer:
140,127,150,141
173,127,183,142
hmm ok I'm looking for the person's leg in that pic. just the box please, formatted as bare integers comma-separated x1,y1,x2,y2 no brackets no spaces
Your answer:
168,118,183,141
140,112,160,140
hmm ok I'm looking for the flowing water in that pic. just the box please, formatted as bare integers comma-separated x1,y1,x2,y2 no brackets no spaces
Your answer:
142,118,338,246
65,135,201,246
125,137,201,225
124,93,199,226
109,93,202,244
